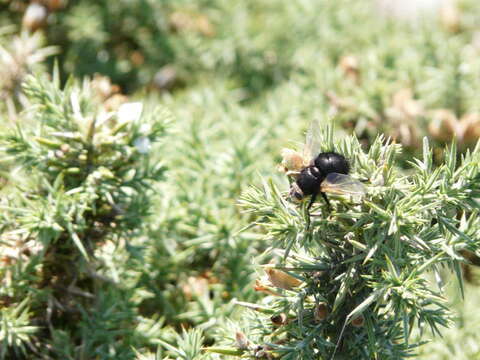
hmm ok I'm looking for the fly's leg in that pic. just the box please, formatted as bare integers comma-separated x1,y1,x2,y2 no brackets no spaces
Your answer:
310,192,331,217
305,192,318,229
307,192,318,211
286,170,301,178
320,192,331,211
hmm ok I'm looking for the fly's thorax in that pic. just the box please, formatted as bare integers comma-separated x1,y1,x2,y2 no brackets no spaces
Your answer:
309,166,322,178
292,166,323,198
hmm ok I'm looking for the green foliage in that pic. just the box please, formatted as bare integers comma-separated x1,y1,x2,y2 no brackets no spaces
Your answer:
0,298,37,359
417,281,480,359
0,74,169,358
0,27,57,117
1,0,294,94
2,0,480,359
231,131,480,359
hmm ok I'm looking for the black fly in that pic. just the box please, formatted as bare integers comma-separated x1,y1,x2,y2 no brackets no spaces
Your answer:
281,120,365,214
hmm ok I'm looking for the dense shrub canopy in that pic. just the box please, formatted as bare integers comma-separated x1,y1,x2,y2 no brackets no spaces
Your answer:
1,0,480,359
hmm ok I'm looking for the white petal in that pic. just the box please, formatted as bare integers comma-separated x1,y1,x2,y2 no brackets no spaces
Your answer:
117,102,143,124
70,91,83,120
134,136,151,154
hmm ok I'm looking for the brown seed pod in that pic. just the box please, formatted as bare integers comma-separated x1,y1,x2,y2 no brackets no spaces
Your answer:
428,109,458,142
386,89,423,148
265,268,302,290
325,91,353,111
195,14,215,37
46,0,66,11
91,74,119,101
1,256,13,266
181,276,209,300
392,89,422,118
440,2,460,33
169,11,215,37
338,55,360,83
460,113,480,146
270,313,288,326
235,331,250,350
22,3,48,32
352,314,365,327
314,302,328,322
103,94,128,112
254,279,281,297
130,51,145,66
153,65,178,92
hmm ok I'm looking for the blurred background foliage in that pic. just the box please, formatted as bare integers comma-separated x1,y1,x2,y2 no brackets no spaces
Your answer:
1,0,480,358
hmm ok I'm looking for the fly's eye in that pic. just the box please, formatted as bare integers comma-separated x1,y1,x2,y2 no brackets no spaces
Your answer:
289,188,304,202
294,192,303,201
289,183,304,202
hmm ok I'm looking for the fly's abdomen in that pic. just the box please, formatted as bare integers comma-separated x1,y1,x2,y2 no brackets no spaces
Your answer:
314,152,349,175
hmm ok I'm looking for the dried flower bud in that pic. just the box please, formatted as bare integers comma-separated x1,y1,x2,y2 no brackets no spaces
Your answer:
181,276,209,300
60,143,70,153
235,331,250,350
0,295,13,307
91,74,117,100
195,14,215,37
1,256,13,266
440,3,460,33
352,314,365,327
254,279,281,296
459,113,480,146
270,313,288,326
22,3,48,32
385,89,423,147
325,91,352,111
254,345,273,359
339,55,360,83
153,65,178,91
54,149,64,158
169,11,215,37
265,268,302,290
391,89,423,119
314,302,328,322
428,109,459,142
460,249,480,266
47,0,66,11
130,51,145,66
104,94,128,112
169,11,191,32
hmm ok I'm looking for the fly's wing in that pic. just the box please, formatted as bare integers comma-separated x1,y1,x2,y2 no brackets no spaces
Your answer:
302,119,321,166
320,173,366,196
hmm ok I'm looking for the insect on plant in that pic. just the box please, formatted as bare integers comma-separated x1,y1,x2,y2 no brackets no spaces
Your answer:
281,120,366,215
